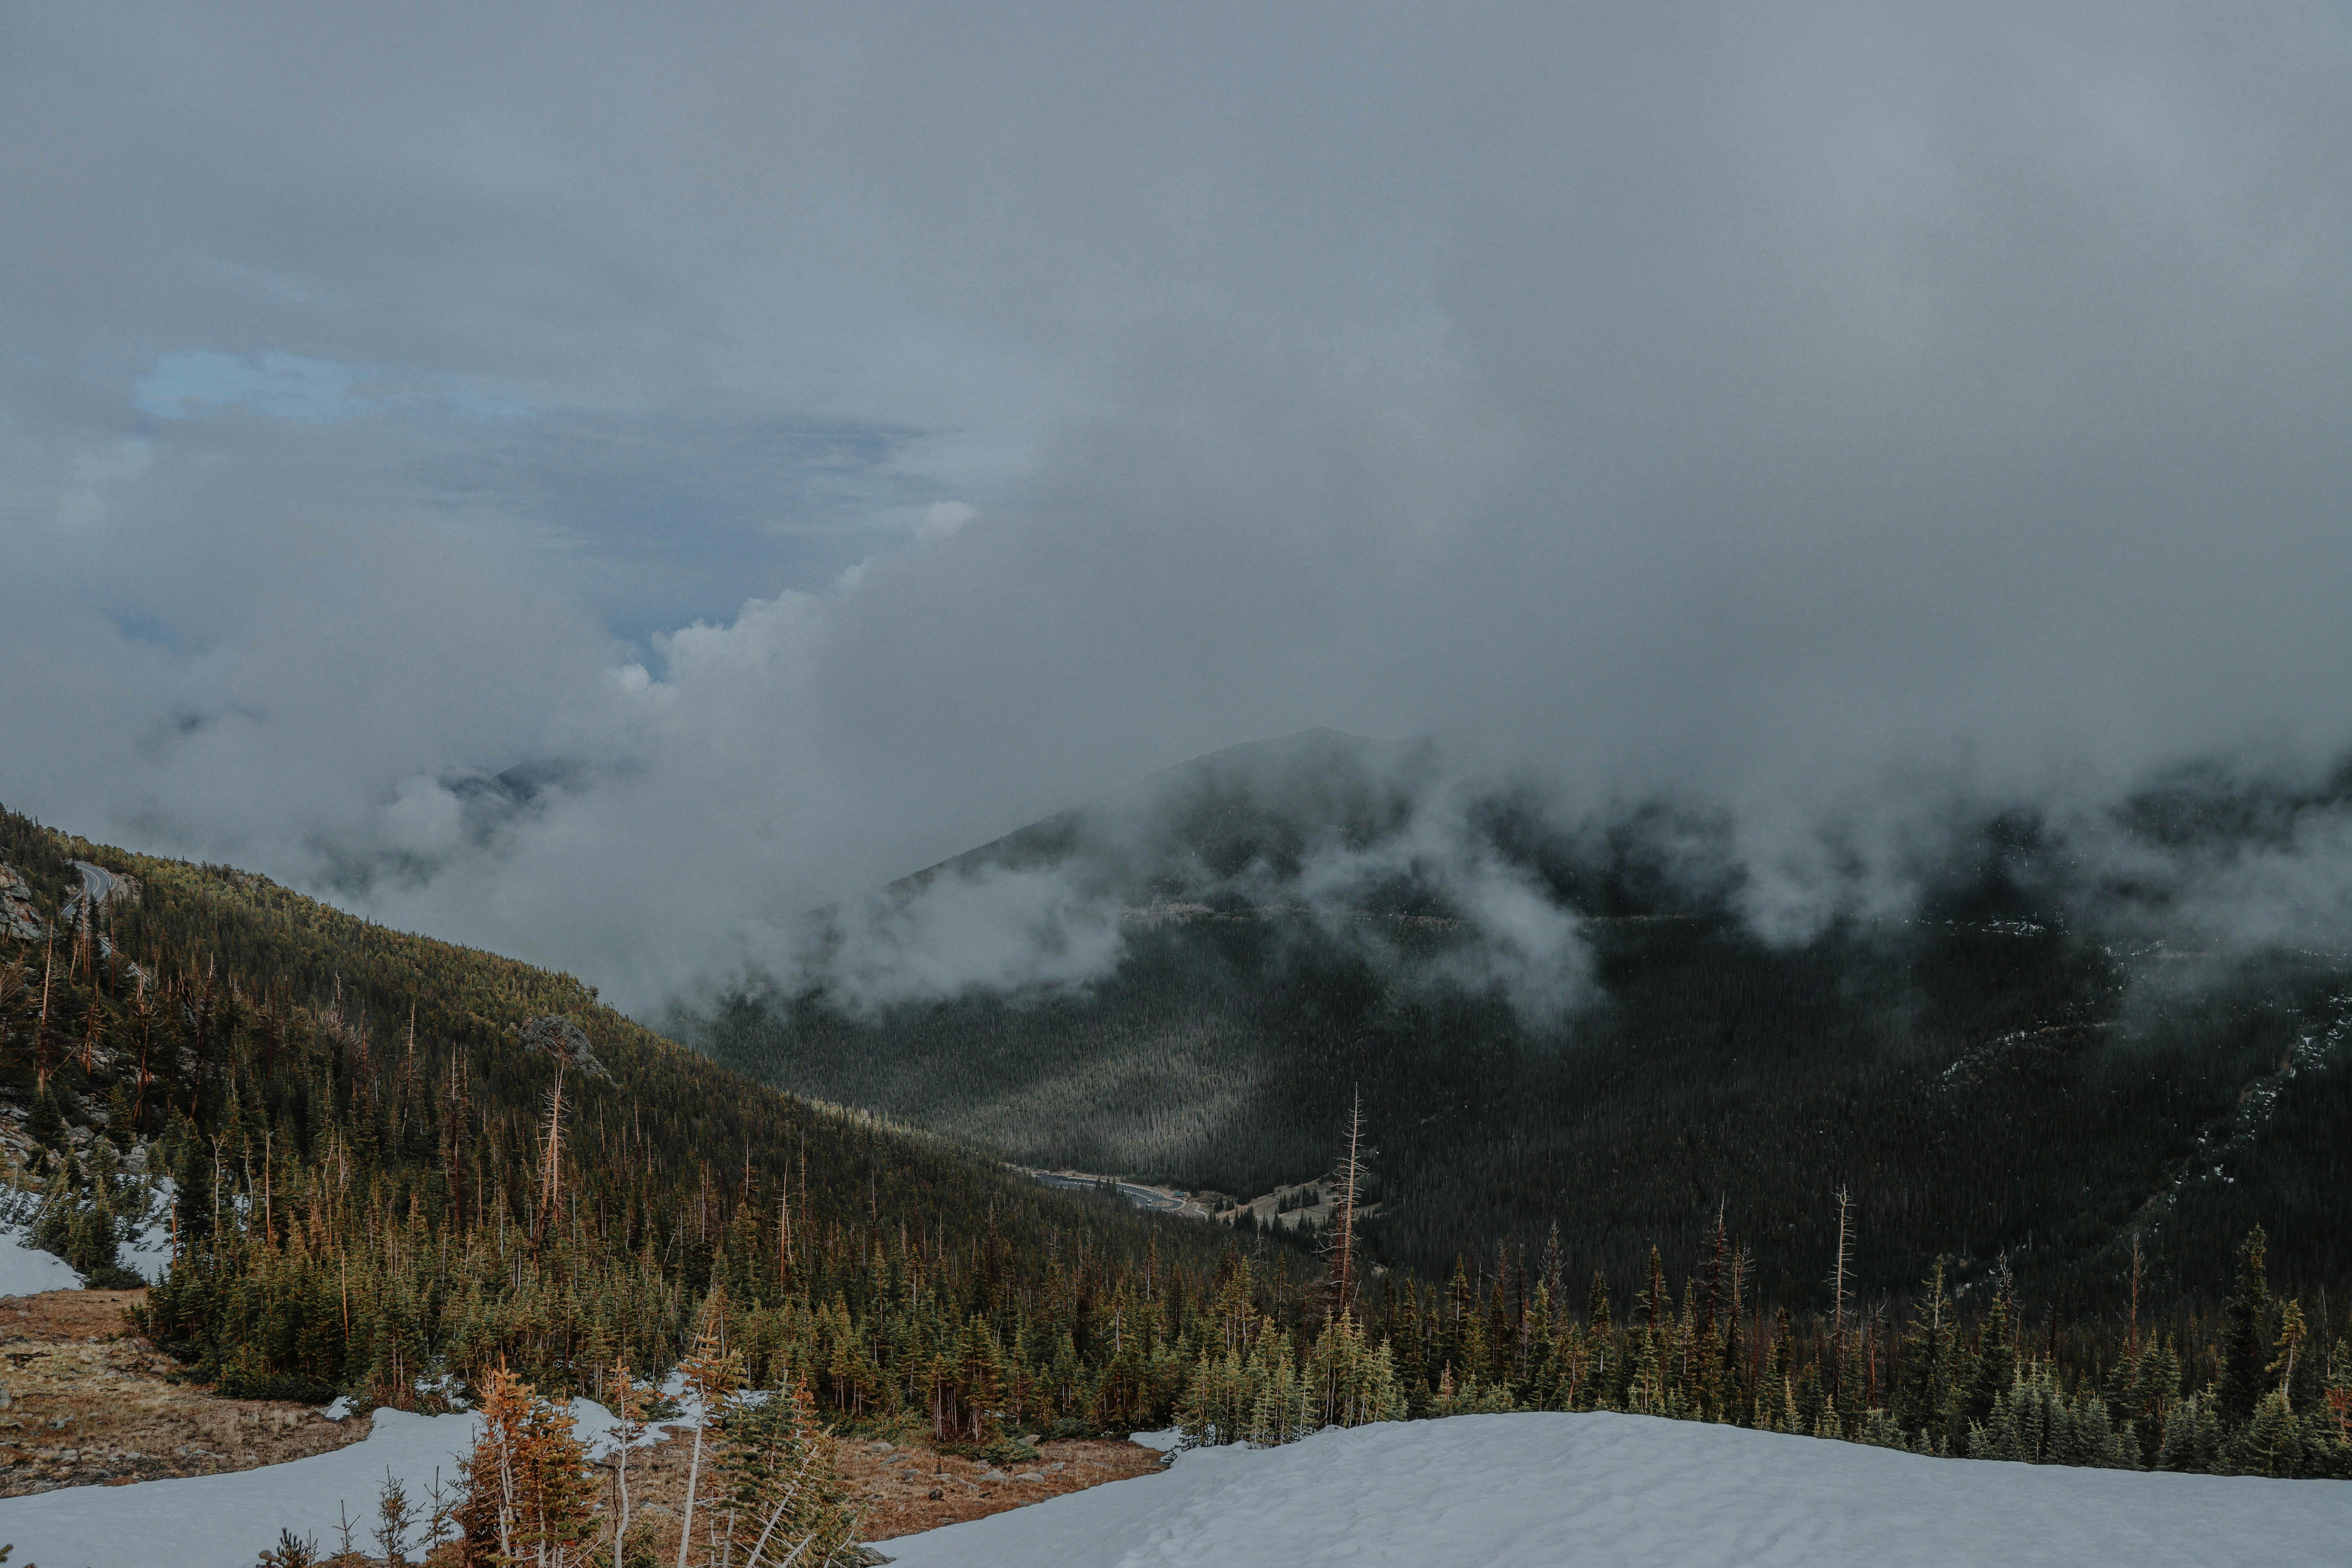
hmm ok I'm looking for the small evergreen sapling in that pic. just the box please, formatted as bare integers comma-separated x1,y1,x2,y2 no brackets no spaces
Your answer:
373,1466,418,1564
254,1528,320,1567
718,1378,856,1568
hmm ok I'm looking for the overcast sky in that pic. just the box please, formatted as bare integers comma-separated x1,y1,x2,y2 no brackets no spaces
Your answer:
6,3,2352,1008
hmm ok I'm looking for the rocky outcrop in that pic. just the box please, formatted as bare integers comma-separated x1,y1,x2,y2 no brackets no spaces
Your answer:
518,1015,607,1077
0,866,45,943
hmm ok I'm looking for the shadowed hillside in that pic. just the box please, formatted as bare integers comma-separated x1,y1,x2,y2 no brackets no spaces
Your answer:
671,735,2352,1317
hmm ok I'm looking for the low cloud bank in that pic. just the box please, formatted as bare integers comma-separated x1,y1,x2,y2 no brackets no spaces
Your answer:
7,8,2352,1017
688,736,2352,1033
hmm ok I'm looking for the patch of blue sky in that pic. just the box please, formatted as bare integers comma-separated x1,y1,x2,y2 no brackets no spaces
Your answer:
132,349,532,425
113,613,185,653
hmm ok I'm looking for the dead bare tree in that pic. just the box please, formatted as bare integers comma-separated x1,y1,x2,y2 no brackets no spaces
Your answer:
34,930,54,1087
2127,1233,2143,1365
534,1066,566,1247
1830,1185,1854,1336
1323,1087,1371,1323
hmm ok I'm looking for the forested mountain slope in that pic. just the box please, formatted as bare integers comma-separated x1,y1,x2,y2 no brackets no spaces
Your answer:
0,802,1279,1422
6,797,2348,1487
673,734,2352,1318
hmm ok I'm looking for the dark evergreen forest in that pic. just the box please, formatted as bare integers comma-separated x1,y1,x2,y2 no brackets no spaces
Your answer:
674,738,2352,1322
4,794,2347,1479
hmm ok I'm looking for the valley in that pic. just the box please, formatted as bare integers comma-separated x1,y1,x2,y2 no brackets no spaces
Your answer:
673,734,2352,1317
1020,1165,1376,1236
1,750,2349,1566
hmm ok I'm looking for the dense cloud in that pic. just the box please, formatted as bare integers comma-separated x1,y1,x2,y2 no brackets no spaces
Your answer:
5,4,2352,1009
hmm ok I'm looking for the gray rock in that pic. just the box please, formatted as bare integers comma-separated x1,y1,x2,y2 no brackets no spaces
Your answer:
518,1016,606,1077
0,865,45,942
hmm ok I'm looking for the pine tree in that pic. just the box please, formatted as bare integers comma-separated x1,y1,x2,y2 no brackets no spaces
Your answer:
374,1466,419,1565
1892,1259,1958,1451
948,1313,1006,1446
2217,1227,2272,1429
2121,1335,2182,1470
1321,1089,1368,1324
457,1363,598,1566
2326,1337,2352,1450
27,1086,66,1151
1962,1284,2014,1429
718,1377,855,1568
1758,1307,1793,1432
2223,1389,2303,1478
2155,1390,2223,1474
2269,1299,2307,1400
1718,1254,1751,1426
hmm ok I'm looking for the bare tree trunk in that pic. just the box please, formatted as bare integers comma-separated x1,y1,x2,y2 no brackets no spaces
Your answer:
34,933,53,1087
1330,1088,1367,1321
1830,1185,1852,1337
614,1426,632,1568
2127,1234,2143,1364
676,1419,706,1568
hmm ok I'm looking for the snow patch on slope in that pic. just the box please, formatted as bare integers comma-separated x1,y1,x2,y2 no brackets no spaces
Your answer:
0,1173,175,1294
0,1399,624,1568
0,1226,81,1296
116,1181,176,1283
879,1412,2352,1568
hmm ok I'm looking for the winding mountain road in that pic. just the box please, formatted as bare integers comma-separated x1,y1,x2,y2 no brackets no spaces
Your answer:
1031,1171,1194,1215
59,860,117,931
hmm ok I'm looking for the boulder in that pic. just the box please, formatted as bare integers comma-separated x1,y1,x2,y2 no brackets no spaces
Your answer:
0,865,45,942
518,1015,607,1077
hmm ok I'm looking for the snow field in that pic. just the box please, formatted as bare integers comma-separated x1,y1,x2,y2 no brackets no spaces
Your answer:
0,1403,2342,1567
0,1400,627,1568
876,1411,2352,1568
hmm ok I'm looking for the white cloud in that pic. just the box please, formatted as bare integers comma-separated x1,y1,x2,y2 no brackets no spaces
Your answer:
917,501,974,541
5,4,2352,1013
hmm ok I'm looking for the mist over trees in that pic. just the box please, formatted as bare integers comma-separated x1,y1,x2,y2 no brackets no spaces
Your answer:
670,734,2352,1314
4,797,2348,1519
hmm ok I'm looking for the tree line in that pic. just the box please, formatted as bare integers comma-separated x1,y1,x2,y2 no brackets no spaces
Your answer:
1,804,2347,1568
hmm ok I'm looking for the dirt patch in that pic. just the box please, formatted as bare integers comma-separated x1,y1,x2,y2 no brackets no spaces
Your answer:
612,1427,1166,1554
0,1288,368,1495
839,1436,1165,1542
0,1289,1162,1550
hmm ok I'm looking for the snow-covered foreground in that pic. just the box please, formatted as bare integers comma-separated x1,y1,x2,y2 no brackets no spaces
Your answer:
6,1406,2343,1567
879,1412,2352,1568
0,1400,623,1568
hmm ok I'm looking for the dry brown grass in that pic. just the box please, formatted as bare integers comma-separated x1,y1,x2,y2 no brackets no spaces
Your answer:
0,1287,369,1496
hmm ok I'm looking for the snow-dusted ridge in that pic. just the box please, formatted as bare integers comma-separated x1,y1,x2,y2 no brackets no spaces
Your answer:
876,1411,2351,1568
